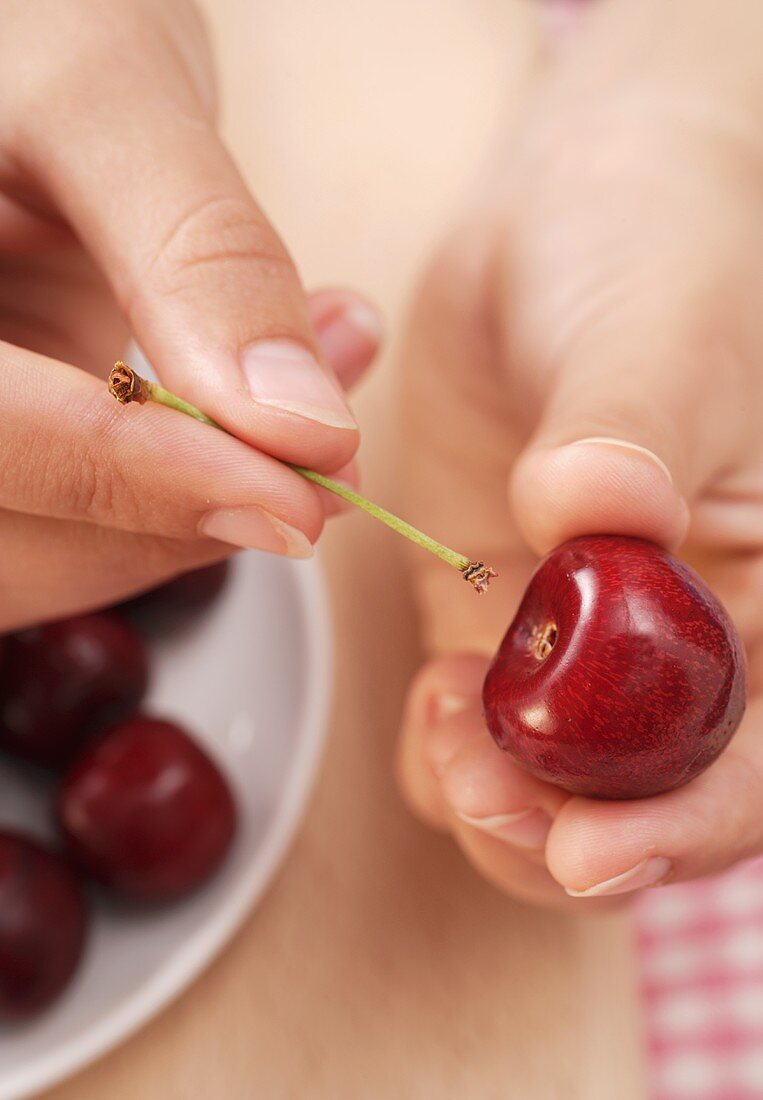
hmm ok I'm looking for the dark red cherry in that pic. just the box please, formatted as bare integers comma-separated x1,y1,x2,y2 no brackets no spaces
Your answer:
482,536,747,800
57,716,237,903
0,830,88,1021
115,561,231,635
0,614,149,769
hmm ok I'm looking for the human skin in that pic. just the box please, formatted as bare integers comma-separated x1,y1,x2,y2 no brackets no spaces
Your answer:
397,0,763,908
0,0,381,629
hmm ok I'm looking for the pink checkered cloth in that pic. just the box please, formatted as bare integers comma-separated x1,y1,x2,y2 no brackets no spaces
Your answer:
635,862,763,1100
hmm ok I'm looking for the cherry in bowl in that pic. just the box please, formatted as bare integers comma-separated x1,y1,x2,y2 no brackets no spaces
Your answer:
115,561,231,636
0,830,88,1022
0,613,149,769
57,716,237,903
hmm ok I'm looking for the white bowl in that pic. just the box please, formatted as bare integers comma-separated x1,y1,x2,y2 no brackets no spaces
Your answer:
0,551,330,1100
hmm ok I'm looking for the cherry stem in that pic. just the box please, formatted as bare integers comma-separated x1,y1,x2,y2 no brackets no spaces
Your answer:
107,363,497,593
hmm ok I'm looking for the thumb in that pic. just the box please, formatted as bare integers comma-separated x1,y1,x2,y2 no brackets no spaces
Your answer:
11,6,357,476
500,74,763,559
508,315,744,556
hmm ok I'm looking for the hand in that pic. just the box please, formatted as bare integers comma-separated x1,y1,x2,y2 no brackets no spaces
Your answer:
0,0,381,628
397,0,763,909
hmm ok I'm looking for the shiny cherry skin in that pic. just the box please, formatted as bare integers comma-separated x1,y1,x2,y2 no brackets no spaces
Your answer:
482,536,747,800
115,561,231,636
0,830,88,1021
0,614,149,769
57,716,237,903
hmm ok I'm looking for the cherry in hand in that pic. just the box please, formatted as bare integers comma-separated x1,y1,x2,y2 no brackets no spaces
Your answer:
0,830,88,1021
57,716,237,903
483,536,747,800
0,613,149,769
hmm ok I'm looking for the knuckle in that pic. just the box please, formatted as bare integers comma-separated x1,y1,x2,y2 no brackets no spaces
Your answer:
50,408,150,531
136,194,295,305
63,443,138,529
68,447,114,524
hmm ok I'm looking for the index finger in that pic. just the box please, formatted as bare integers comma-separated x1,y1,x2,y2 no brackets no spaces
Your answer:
0,339,323,554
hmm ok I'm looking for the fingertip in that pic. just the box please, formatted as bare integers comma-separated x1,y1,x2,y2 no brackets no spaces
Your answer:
546,795,676,897
310,289,384,389
405,653,491,720
510,438,690,555
397,654,488,832
546,798,623,889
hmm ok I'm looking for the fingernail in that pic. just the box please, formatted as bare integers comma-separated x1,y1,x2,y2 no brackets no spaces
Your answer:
428,693,474,724
565,856,673,898
199,506,313,559
242,339,357,429
455,808,552,851
316,303,384,373
569,437,673,485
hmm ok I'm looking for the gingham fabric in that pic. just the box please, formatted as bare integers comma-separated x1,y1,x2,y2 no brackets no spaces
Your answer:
636,860,763,1100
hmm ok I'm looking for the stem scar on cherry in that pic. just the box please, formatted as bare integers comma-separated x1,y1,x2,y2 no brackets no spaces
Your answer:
531,622,558,661
107,362,497,593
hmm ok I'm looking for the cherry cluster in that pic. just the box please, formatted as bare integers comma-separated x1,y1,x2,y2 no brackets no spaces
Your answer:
0,562,237,1023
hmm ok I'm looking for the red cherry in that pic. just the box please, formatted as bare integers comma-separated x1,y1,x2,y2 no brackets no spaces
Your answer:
116,561,231,635
57,716,237,903
482,536,747,800
0,830,88,1021
0,614,149,769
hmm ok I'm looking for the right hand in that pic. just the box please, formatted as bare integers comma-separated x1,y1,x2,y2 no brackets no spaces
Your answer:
397,0,763,909
0,0,381,629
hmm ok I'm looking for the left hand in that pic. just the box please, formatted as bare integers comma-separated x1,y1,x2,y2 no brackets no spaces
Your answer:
0,0,382,626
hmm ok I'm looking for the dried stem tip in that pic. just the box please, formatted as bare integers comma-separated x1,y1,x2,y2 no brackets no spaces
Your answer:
462,561,498,594
109,362,150,405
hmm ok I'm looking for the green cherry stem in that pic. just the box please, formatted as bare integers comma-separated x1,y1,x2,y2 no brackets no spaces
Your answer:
108,362,497,592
